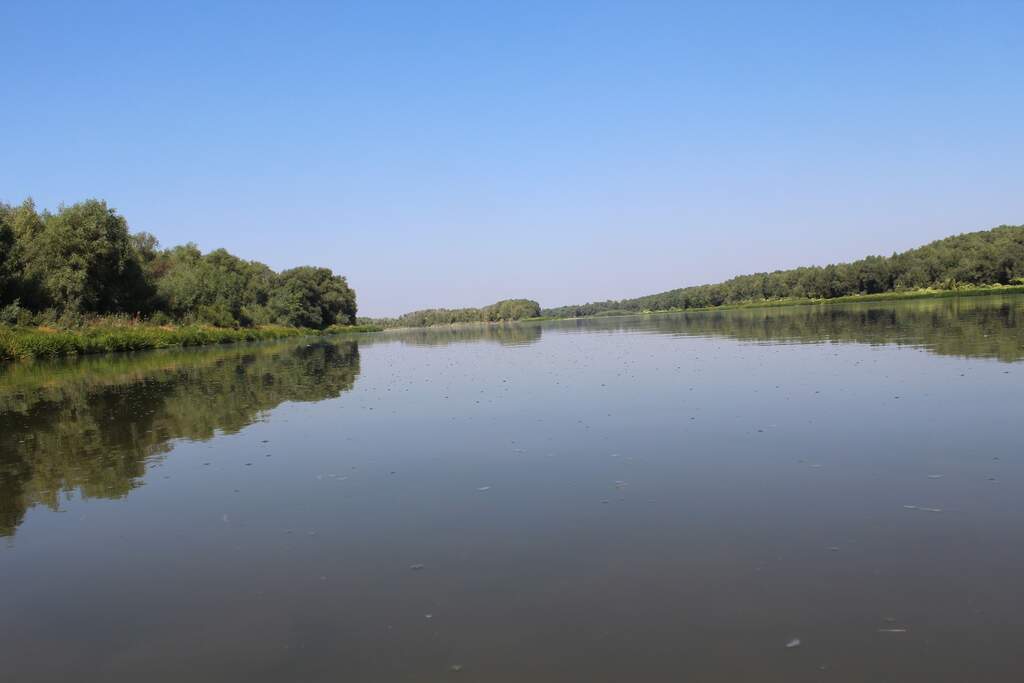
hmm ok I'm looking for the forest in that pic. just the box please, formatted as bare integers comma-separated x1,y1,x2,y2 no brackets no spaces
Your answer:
5,198,1024,338
366,298,542,328
542,225,1024,318
0,198,357,330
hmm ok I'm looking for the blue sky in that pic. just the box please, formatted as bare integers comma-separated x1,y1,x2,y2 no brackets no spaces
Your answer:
3,1,1022,316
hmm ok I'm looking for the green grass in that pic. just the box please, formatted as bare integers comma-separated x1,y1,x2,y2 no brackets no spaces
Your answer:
564,283,1024,319
0,322,381,361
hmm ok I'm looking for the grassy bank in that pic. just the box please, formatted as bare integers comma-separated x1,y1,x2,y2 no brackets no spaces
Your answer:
0,322,383,362
561,283,1024,319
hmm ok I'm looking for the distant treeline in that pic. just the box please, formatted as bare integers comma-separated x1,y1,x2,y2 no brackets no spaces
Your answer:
0,199,356,330
542,225,1024,317
365,298,541,328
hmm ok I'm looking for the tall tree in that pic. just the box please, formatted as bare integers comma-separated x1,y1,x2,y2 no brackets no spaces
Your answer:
269,267,356,329
16,200,151,314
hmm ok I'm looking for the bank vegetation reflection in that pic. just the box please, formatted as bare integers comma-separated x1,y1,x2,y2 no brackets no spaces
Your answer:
0,339,360,536
3,294,1022,536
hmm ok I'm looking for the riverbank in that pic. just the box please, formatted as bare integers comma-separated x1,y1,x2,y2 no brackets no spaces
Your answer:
549,283,1024,320
0,322,383,361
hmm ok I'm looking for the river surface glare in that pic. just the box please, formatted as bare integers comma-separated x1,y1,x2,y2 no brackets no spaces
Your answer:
2,295,1023,682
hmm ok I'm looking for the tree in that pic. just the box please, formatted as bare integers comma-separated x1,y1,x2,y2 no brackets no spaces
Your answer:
0,206,15,305
269,267,356,329
14,199,152,314
0,197,362,328
154,246,276,326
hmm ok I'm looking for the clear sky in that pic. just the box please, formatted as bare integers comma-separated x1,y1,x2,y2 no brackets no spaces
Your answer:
2,1,1022,316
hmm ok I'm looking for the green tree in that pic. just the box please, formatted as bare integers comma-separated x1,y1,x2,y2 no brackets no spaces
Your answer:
0,207,15,305
154,246,275,326
16,200,151,314
269,266,356,329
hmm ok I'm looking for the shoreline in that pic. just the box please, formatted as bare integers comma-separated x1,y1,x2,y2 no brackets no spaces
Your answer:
5,285,1023,361
0,323,382,362
539,283,1024,320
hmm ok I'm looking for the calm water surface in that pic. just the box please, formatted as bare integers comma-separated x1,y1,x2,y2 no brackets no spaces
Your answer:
2,295,1023,682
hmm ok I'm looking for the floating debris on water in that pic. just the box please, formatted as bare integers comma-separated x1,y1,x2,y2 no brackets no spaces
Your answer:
410,564,425,571
927,474,944,479
785,638,801,648
477,486,491,491
878,628,908,633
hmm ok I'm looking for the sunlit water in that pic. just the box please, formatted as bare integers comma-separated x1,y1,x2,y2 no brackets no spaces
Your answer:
2,295,1023,682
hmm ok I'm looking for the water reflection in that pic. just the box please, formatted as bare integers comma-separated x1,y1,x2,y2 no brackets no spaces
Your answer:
359,293,1024,360
5,295,1024,536
0,339,360,536
548,294,1024,362
2,294,1024,681
3,295,1023,537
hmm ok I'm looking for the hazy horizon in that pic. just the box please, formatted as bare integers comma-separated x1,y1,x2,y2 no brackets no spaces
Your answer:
3,2,1022,316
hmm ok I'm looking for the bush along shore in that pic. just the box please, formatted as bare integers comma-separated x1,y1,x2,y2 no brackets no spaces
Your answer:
0,321,383,361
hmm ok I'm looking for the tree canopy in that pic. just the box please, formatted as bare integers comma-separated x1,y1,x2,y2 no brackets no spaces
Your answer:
0,198,357,329
369,299,542,328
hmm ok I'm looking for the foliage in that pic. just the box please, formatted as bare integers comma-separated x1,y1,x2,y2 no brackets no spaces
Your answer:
543,225,1024,317
269,267,356,328
0,197,357,331
0,322,314,361
3,199,152,314
369,298,541,328
323,323,384,334
0,214,15,298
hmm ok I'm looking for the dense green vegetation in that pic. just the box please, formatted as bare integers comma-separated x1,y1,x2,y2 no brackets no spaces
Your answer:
366,298,541,328
0,337,361,536
543,225,1024,317
0,322,317,361
0,198,357,329
5,197,1021,349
